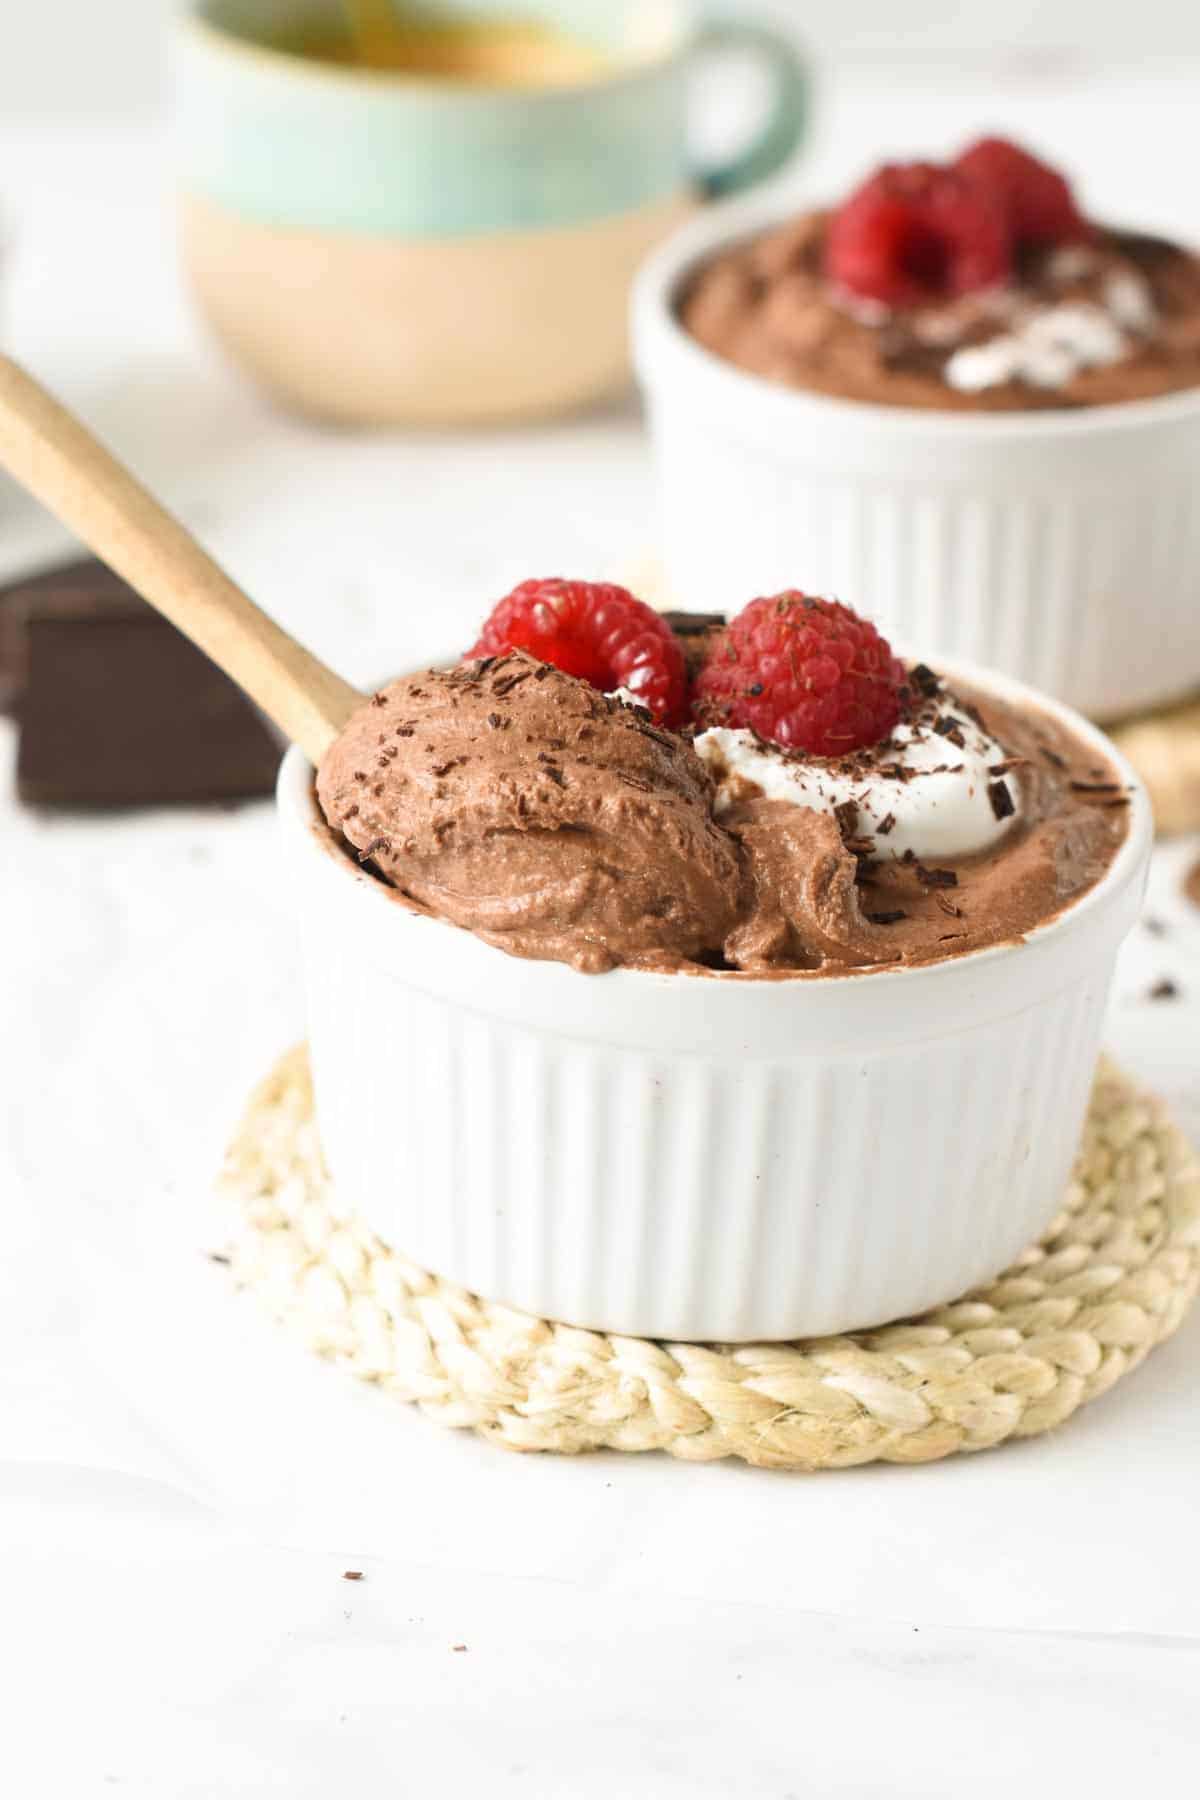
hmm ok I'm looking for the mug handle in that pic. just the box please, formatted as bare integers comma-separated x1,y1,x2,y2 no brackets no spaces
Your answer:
691,19,811,200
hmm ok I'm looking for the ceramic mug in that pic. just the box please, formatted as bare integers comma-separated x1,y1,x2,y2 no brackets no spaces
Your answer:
173,0,810,425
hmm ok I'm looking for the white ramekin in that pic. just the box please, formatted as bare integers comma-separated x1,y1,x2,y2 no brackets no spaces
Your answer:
279,668,1150,1343
632,199,1200,723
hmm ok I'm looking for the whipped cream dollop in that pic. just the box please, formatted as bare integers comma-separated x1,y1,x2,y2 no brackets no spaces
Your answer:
945,266,1157,394
694,707,1020,863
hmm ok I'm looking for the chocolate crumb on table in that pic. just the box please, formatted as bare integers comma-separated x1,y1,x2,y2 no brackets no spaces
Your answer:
1148,978,1182,1001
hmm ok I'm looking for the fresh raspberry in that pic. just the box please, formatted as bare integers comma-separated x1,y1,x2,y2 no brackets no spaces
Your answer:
825,161,1011,306
693,593,906,756
955,136,1090,247
467,579,688,727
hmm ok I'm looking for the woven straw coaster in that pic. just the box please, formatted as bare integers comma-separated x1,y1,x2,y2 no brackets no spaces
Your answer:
1110,694,1200,837
220,1047,1200,1471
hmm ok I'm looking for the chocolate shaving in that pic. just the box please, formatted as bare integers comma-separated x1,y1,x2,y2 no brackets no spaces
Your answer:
933,716,966,748
915,863,958,888
637,721,679,750
661,608,726,637
876,812,896,837
934,892,964,918
358,837,390,862
909,664,942,698
867,909,908,925
832,799,860,841
370,692,387,708
988,779,1015,821
1148,978,1180,1001
1070,780,1122,793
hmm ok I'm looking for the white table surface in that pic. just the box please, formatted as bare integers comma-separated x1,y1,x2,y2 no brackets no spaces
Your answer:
2,58,1200,1798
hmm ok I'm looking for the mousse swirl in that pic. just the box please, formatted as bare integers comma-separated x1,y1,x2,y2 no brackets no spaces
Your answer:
317,650,1129,976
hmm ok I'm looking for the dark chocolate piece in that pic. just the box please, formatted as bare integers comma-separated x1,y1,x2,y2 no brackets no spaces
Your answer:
1,557,145,715
11,558,281,810
988,779,1016,821
660,609,727,637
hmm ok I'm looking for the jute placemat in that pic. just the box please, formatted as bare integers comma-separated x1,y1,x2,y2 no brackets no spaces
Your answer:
220,1047,1200,1470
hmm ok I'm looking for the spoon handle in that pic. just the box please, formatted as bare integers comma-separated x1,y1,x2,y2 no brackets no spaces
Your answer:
0,354,362,765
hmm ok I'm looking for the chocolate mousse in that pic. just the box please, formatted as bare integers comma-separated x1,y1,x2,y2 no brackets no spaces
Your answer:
316,602,1130,977
317,652,741,974
680,137,1200,412
707,678,1127,973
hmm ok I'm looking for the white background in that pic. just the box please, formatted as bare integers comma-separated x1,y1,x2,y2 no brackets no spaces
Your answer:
7,0,1200,117
1,8,1200,1799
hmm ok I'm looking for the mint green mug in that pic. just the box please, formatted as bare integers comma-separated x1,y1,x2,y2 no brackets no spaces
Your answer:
174,0,810,424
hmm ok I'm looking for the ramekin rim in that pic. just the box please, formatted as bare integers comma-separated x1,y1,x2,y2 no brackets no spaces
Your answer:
631,195,1200,440
280,652,1152,994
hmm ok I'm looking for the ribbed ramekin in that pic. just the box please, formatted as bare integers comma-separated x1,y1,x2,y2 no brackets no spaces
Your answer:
632,200,1200,722
278,670,1150,1343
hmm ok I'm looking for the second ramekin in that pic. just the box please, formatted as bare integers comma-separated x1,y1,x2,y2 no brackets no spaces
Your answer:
632,200,1200,722
278,665,1150,1344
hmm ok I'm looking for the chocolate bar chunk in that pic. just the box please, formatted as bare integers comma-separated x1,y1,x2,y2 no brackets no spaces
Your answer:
2,559,136,714
6,558,282,808
660,608,727,683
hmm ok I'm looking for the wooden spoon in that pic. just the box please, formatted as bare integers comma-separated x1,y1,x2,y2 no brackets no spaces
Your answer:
0,354,363,766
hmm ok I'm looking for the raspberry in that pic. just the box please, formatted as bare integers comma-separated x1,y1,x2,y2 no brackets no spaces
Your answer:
693,593,906,756
825,161,1011,306
467,579,688,727
955,136,1090,247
